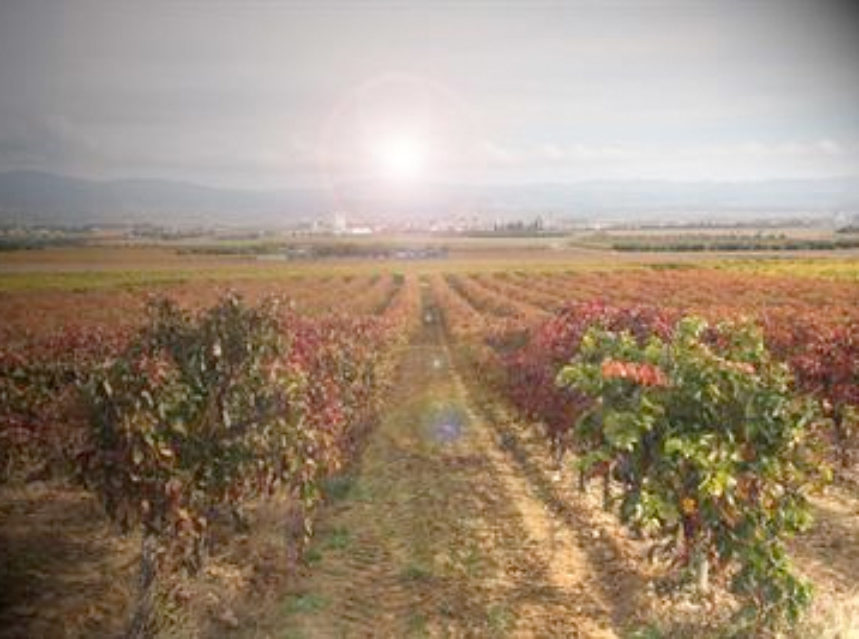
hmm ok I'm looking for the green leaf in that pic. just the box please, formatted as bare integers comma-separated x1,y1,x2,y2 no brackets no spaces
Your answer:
603,412,641,451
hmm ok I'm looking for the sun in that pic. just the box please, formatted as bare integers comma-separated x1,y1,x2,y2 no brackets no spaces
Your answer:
375,135,425,182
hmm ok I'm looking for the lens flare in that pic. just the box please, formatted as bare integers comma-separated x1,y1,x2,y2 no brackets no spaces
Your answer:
375,135,425,182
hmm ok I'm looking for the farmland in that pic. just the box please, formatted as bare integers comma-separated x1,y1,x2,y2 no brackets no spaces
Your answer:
1,242,858,638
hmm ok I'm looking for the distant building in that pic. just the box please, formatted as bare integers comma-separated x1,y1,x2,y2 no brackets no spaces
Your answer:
333,212,347,234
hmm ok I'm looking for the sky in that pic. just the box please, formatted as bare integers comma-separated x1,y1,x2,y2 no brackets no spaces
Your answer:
1,0,858,190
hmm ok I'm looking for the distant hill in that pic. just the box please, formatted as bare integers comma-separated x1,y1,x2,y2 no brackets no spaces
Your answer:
0,170,857,228
0,171,323,227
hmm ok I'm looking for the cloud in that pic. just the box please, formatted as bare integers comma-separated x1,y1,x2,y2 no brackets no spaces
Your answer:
1,2,857,187
458,139,859,182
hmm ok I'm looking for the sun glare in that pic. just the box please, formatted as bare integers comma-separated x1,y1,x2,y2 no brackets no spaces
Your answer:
376,135,425,182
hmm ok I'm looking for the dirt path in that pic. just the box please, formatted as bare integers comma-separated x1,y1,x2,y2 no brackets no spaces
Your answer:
234,289,646,639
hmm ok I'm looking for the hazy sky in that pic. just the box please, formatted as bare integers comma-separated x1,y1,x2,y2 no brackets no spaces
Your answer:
1,0,858,189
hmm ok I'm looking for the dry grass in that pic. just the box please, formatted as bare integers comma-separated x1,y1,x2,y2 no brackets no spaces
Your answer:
0,480,321,638
0,481,138,639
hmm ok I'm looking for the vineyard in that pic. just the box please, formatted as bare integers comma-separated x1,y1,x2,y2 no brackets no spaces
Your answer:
1,259,858,637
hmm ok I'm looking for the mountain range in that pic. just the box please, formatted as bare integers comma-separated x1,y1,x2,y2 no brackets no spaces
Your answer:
1,170,857,228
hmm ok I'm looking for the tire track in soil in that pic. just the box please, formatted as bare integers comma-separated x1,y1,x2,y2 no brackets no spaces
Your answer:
248,288,635,638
